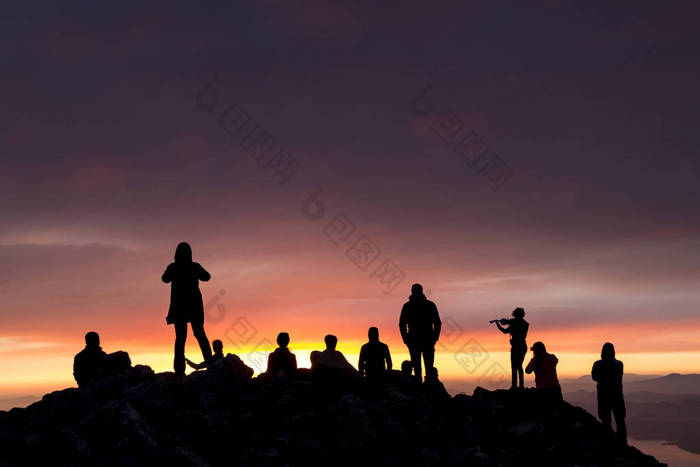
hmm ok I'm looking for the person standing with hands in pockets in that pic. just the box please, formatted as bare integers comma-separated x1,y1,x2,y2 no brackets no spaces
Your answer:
399,283,442,383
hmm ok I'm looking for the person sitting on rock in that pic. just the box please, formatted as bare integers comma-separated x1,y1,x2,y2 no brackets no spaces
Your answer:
388,360,416,386
73,331,131,387
310,334,358,376
592,342,627,443
186,339,225,370
358,327,392,381
525,341,561,399
188,340,254,379
266,332,298,378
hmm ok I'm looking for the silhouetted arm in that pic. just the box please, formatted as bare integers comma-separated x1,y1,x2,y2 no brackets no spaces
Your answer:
196,263,211,282
399,305,409,344
619,361,624,382
186,358,207,370
291,354,298,371
162,264,174,283
385,345,393,371
495,322,510,334
358,346,366,377
432,305,442,343
525,358,535,374
591,361,601,382
73,356,84,386
337,351,356,372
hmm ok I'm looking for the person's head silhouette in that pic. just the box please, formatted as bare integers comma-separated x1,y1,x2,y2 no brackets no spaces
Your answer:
401,360,412,375
212,339,223,356
411,283,423,295
531,341,546,358
277,332,290,348
174,242,193,263
324,334,338,351
368,327,379,343
512,307,525,319
85,331,100,349
601,342,615,360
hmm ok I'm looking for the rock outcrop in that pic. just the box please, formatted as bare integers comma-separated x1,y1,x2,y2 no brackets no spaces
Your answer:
0,361,664,466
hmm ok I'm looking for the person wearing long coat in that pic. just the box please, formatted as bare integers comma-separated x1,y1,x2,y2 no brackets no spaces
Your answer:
162,242,213,377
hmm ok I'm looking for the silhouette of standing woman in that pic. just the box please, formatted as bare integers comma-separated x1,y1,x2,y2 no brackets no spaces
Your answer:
162,242,213,378
492,307,529,389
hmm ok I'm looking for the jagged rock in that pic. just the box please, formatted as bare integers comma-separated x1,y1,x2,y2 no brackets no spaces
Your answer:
508,420,544,438
0,367,665,466
58,399,159,463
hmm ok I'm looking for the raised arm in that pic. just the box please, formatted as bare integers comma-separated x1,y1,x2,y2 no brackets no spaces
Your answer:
525,358,535,374
162,264,174,283
495,322,510,334
196,263,211,282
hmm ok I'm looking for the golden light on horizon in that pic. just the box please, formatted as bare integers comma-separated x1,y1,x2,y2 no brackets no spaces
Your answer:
3,333,700,401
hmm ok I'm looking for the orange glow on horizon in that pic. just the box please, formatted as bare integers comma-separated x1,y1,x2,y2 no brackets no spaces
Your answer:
3,317,700,400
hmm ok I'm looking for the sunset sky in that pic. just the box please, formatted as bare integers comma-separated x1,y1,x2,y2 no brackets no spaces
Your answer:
2,1,699,399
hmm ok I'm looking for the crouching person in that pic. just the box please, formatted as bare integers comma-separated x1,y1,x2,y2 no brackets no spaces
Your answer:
525,341,562,401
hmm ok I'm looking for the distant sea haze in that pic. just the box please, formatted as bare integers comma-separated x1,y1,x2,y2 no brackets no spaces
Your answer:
441,373,700,461
563,374,700,458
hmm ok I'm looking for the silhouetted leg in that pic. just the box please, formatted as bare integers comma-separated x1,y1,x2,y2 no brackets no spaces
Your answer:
511,345,526,388
409,346,422,381
612,397,627,443
516,367,524,388
174,321,188,376
423,346,435,380
191,322,213,363
597,394,612,431
509,349,518,388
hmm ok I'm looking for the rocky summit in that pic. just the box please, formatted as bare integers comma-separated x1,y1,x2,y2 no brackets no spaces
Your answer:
0,359,663,466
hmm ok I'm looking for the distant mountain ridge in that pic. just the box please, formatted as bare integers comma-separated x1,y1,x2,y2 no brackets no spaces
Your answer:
560,373,700,395
625,373,700,394
0,396,39,412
